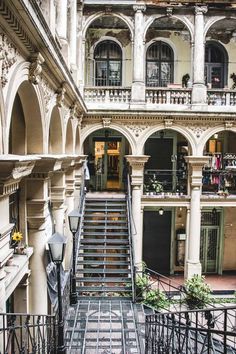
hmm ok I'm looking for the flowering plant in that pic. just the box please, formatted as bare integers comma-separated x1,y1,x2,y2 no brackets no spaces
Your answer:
12,231,23,243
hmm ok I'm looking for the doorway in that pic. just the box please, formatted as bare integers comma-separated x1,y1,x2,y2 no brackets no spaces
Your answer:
94,138,121,190
143,210,172,274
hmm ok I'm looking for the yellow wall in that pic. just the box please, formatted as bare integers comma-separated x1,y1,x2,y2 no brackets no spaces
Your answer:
223,207,236,270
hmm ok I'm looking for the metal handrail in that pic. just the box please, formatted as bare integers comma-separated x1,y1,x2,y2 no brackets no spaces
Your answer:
0,313,57,353
126,173,136,303
145,305,236,354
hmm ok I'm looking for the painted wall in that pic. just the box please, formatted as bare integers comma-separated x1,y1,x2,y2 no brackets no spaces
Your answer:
223,207,236,270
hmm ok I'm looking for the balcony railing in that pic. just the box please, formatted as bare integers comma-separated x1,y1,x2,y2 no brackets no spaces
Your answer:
0,313,57,353
207,89,236,106
146,88,192,105
84,87,131,105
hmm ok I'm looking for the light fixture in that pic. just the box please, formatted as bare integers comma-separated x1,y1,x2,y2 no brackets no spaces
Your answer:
48,232,67,264
160,131,164,139
68,209,81,234
68,209,81,305
158,208,164,216
214,133,218,139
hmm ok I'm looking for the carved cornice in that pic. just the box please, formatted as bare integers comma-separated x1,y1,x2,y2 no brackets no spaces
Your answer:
102,117,112,128
125,155,150,171
0,157,37,196
29,52,45,85
185,156,210,187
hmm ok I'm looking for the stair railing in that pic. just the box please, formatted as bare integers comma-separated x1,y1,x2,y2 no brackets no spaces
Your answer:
145,305,236,354
127,173,137,303
0,313,57,353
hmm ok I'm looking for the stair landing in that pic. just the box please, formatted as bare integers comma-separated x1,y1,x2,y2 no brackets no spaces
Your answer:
65,299,141,354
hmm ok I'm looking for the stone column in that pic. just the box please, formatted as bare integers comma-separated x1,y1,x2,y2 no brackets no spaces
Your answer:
56,0,69,60
184,156,209,278
192,6,207,105
184,208,190,278
64,166,76,270
51,171,66,235
74,156,87,208
0,269,6,353
27,175,50,314
125,155,149,267
77,3,85,92
69,0,77,72
131,5,146,105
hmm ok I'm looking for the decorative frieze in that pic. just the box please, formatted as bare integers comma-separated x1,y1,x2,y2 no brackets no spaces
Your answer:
184,122,210,138
102,117,112,128
40,79,54,114
28,52,44,85
0,33,18,87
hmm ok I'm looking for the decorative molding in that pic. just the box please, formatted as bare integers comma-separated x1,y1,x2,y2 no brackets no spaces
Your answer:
0,33,18,87
184,123,210,138
56,82,66,107
41,79,54,114
133,5,146,13
164,119,173,128
126,124,150,137
105,6,112,14
224,121,234,130
29,52,45,85
102,117,111,128
0,2,33,52
166,7,173,17
195,6,208,15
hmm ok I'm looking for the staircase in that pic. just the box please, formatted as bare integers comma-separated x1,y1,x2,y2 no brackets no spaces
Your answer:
76,197,133,297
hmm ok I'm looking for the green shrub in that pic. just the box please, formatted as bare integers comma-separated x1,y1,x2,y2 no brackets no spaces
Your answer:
184,275,211,309
143,289,169,310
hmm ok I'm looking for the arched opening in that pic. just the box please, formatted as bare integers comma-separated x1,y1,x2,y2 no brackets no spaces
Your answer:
83,128,131,191
146,41,174,87
9,81,43,154
143,130,190,275
205,18,236,89
202,131,236,274
205,41,228,89
145,16,191,87
85,15,132,87
65,119,73,154
49,106,63,154
94,40,122,86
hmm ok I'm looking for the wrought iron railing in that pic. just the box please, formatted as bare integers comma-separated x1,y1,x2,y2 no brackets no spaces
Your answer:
127,174,137,303
0,313,57,353
144,170,187,195
145,305,236,353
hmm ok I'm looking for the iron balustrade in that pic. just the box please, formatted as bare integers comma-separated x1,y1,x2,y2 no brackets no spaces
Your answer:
127,174,137,303
0,313,57,354
144,170,188,195
145,305,236,354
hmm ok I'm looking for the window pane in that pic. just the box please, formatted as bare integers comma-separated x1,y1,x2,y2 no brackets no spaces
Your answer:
109,43,122,59
160,62,172,87
94,43,107,59
147,62,159,87
161,44,172,61
109,61,121,86
95,61,107,86
147,44,160,60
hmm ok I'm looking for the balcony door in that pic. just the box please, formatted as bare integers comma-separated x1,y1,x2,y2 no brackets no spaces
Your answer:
94,40,122,87
205,42,228,89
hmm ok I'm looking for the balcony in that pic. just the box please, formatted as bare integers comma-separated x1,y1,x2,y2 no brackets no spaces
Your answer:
84,86,236,112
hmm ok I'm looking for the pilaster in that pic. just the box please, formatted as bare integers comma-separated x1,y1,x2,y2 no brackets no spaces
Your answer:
192,6,208,105
74,155,87,208
125,155,149,267
131,5,146,105
184,156,210,278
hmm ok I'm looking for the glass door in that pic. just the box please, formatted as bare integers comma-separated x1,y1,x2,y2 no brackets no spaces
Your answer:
200,227,219,273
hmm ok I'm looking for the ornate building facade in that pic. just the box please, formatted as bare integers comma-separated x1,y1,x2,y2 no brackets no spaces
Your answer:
0,0,236,316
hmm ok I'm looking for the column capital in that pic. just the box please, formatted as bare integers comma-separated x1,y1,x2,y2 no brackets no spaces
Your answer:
195,6,208,15
185,156,210,169
125,155,149,171
133,5,146,13
185,156,210,187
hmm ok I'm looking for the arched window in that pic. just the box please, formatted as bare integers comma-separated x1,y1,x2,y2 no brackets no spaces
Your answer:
205,42,228,89
146,41,174,87
94,40,122,86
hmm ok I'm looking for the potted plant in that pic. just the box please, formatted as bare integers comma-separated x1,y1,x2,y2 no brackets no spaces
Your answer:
148,175,164,194
182,73,190,88
10,231,26,254
183,275,211,309
230,73,236,89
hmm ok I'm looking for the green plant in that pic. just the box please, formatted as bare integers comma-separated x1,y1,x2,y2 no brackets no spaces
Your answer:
148,175,163,193
143,289,169,310
184,275,211,309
